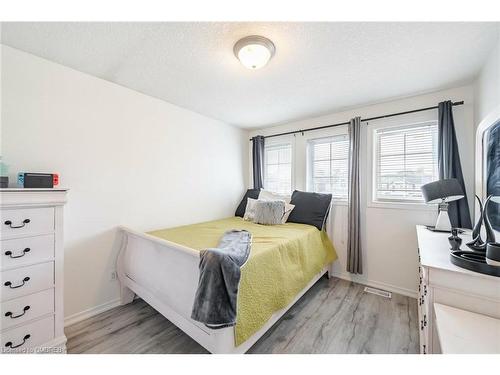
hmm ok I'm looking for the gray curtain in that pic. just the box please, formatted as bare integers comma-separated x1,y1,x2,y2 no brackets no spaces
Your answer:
347,117,362,274
438,101,472,229
252,136,265,190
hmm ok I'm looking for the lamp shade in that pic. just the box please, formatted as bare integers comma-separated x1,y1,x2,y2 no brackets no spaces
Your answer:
420,178,464,204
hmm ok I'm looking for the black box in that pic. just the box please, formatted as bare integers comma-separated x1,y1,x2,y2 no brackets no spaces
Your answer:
0,176,8,188
23,173,54,188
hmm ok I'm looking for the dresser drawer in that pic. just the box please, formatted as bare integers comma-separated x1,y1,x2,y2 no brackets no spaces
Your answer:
1,289,54,330
1,262,54,302
0,207,54,239
1,235,55,271
1,315,54,353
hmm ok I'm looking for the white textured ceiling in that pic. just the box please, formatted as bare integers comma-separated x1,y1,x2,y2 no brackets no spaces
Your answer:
1,22,498,128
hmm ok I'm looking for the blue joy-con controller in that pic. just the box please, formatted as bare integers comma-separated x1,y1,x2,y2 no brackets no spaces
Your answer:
17,172,25,187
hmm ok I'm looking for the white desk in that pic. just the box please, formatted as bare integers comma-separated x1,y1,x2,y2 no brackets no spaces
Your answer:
434,303,500,354
416,225,500,354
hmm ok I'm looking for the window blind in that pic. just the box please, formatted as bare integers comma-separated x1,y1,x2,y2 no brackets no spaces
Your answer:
374,122,438,202
264,143,292,194
308,134,349,200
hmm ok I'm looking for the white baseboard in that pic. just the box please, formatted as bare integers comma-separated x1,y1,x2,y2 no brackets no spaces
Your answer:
64,298,121,327
332,271,418,299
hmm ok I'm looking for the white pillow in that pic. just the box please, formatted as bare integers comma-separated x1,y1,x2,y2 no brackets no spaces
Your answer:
258,190,294,223
258,190,291,204
243,198,258,221
281,202,295,224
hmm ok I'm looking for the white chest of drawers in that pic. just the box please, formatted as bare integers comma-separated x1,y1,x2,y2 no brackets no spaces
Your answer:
0,189,68,353
416,225,500,354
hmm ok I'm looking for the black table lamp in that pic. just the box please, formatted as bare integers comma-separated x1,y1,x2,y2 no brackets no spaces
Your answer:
420,178,464,232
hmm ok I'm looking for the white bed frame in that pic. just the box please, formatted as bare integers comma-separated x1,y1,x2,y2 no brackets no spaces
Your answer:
116,225,334,354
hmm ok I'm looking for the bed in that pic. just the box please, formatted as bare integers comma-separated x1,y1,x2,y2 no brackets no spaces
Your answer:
116,216,337,354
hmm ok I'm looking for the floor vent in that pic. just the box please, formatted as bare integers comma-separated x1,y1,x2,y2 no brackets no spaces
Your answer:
364,287,392,298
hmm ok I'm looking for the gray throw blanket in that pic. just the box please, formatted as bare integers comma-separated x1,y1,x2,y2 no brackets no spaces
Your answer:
191,229,252,329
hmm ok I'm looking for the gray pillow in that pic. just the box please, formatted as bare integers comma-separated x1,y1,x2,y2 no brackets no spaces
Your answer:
253,200,286,225
287,190,332,230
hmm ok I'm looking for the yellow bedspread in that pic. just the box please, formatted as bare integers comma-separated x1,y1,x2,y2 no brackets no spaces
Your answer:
148,217,337,346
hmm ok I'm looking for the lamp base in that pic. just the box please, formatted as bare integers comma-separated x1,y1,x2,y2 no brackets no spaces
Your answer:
426,201,464,233
425,225,464,234
435,207,452,231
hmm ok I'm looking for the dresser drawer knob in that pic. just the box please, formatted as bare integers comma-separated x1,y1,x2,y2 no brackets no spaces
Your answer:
4,248,31,259
5,305,30,319
4,219,31,229
4,277,30,289
5,334,31,349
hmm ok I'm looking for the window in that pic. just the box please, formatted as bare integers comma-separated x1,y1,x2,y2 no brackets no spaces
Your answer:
307,134,349,200
373,122,438,203
263,142,292,194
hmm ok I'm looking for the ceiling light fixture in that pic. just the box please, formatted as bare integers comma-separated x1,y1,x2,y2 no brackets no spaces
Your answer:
233,35,276,70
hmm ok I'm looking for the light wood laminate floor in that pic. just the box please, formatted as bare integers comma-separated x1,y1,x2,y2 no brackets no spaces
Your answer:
66,277,419,354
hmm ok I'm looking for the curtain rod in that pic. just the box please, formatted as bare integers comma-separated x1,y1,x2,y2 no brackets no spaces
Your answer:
249,101,464,141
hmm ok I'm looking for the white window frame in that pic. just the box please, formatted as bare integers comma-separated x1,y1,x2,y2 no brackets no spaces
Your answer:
367,113,438,211
306,134,349,202
262,135,295,195
300,127,349,206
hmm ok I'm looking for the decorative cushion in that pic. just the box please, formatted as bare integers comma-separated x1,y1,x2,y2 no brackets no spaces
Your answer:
258,190,294,223
235,189,260,217
287,190,332,230
243,198,258,221
253,200,286,225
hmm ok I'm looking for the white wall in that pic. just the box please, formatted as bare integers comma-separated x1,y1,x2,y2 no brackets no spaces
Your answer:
250,86,475,297
474,27,500,127
0,45,248,319
473,27,500,238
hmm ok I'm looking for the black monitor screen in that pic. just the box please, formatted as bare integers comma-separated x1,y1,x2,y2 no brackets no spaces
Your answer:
486,120,500,231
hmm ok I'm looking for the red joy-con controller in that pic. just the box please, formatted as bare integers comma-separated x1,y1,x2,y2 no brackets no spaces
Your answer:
53,174,59,186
